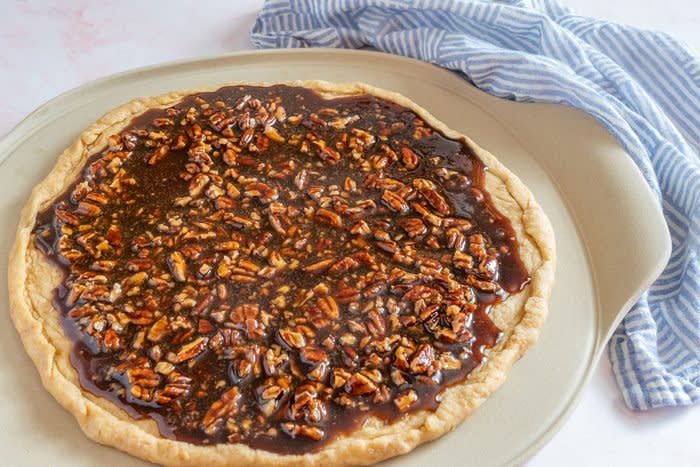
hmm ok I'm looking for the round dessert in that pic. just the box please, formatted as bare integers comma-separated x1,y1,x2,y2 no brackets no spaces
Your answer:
9,81,555,466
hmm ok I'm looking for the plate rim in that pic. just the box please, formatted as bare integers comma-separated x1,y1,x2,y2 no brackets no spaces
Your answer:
0,48,671,466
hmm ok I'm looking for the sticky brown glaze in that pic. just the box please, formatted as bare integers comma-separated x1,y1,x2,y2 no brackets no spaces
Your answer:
34,85,529,453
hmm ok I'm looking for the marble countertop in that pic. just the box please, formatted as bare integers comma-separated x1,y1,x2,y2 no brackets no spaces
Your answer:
1,1,698,465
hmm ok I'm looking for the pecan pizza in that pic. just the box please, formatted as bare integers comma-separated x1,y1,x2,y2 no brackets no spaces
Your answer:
9,81,555,466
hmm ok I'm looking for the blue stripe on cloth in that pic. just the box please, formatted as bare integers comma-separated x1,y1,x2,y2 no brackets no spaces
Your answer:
250,0,700,410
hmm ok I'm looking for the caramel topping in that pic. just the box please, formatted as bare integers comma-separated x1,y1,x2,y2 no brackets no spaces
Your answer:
34,85,529,453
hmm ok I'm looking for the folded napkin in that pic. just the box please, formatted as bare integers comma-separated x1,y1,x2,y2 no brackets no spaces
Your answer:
251,0,700,410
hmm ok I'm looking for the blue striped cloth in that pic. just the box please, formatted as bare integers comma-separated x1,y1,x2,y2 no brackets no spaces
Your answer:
251,0,700,410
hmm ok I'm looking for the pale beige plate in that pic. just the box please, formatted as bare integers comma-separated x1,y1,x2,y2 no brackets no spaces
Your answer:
0,49,670,466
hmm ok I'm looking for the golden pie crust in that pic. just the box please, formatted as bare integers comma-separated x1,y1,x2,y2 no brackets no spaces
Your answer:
8,81,555,466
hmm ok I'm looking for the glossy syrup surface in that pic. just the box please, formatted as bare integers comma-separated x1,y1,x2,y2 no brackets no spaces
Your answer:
35,85,529,453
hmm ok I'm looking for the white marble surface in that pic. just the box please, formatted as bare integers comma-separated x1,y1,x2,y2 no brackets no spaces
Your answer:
1,1,698,465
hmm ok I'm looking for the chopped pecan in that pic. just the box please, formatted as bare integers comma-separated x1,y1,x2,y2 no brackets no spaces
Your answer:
381,190,409,214
414,178,451,215
328,256,359,275
277,328,306,349
189,174,210,197
335,287,361,304
316,296,339,319
394,389,418,412
303,258,334,274
167,251,187,282
400,147,419,169
201,387,241,435
400,218,427,238
345,372,377,396
168,336,208,363
409,343,437,375
76,201,101,217
147,317,170,342
314,208,343,228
